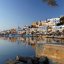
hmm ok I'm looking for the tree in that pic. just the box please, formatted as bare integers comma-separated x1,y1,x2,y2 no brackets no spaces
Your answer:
56,16,64,26
60,16,64,24
62,29,64,36
55,30,61,36
39,21,42,26
42,0,58,7
36,22,39,25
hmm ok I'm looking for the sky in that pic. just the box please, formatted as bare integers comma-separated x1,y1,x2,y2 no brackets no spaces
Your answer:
0,0,64,30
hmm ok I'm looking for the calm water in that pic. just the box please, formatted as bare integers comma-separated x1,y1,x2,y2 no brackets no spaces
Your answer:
0,36,64,64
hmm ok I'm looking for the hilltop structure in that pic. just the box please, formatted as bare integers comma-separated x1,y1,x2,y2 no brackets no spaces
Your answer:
0,16,64,37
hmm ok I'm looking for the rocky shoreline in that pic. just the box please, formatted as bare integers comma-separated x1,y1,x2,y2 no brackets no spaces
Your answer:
6,56,49,64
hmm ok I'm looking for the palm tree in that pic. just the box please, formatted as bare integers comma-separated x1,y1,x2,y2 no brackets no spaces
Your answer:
42,0,58,6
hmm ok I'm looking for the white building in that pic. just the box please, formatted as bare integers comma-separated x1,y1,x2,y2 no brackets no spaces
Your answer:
47,18,60,26
17,27,25,35
52,25,64,32
37,26,47,34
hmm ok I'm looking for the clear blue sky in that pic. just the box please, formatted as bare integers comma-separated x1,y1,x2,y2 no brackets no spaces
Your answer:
0,0,64,30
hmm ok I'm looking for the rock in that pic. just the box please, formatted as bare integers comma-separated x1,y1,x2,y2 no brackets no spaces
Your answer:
6,56,49,64
16,56,19,61
32,57,39,64
39,56,49,64
27,59,32,64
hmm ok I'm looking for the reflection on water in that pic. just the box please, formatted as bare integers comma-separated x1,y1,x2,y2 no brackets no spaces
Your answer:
36,44,64,64
0,36,64,64
1,36,64,44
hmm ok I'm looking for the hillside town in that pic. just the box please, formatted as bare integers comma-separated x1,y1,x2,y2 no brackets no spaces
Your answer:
0,16,64,38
